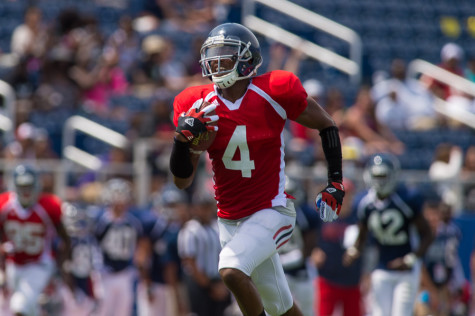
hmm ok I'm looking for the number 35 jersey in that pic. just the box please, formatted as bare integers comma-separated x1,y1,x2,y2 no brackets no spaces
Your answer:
354,186,424,269
173,70,308,220
0,192,62,265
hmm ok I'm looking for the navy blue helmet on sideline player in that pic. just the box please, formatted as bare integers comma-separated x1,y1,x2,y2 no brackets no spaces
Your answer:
199,23,263,89
12,164,41,208
363,153,401,198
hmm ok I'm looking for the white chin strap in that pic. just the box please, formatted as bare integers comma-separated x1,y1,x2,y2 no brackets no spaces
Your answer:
212,69,239,89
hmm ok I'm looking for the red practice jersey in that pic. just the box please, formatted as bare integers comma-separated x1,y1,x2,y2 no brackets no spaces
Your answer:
173,70,308,220
0,192,62,265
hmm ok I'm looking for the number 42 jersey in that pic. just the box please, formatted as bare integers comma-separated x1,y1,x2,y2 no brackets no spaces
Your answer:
354,185,425,270
173,70,308,220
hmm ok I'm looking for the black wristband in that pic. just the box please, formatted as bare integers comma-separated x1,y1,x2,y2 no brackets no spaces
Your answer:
170,137,194,178
320,126,343,182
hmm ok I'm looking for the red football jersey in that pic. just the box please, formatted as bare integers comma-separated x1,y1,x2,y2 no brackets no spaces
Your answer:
0,192,62,264
173,70,308,220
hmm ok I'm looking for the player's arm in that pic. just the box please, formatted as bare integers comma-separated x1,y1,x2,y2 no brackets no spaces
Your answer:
412,212,435,259
54,218,75,290
55,219,72,262
134,236,153,300
388,213,434,270
134,236,151,280
296,97,345,222
164,261,189,315
170,134,202,189
170,101,218,189
295,97,335,130
342,221,368,266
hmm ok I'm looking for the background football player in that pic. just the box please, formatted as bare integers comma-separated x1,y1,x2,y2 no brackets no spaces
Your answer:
343,153,434,316
136,184,191,316
60,201,101,316
0,164,71,316
92,178,146,316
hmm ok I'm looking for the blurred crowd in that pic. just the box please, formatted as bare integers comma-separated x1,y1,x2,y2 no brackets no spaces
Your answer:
0,1,474,316
0,1,474,211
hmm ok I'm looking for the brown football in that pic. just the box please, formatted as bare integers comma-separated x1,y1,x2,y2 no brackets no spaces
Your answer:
189,100,217,153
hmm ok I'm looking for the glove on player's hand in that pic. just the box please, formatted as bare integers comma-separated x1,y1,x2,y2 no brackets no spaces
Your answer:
176,100,218,142
316,181,345,222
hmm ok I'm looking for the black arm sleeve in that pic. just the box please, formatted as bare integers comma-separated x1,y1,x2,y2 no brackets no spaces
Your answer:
170,138,194,178
319,126,343,182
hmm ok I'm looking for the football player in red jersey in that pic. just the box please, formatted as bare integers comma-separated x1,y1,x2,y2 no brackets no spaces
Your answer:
170,23,345,316
0,164,71,316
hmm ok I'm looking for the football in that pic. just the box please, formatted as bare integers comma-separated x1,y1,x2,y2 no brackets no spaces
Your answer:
189,100,218,153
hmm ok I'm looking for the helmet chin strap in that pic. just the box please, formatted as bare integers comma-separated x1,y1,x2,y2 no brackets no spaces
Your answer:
212,69,239,89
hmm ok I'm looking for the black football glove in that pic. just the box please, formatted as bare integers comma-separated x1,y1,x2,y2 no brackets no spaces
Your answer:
315,181,345,222
176,101,218,142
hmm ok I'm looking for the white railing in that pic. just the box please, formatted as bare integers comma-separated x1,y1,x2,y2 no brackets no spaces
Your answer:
0,80,15,142
59,115,131,199
407,59,475,129
242,0,362,84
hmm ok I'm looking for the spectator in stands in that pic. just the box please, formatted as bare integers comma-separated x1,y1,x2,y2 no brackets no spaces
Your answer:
10,6,47,60
429,143,464,213
4,122,37,161
138,93,175,140
372,59,437,131
465,55,475,83
266,43,304,74
34,44,81,112
132,34,189,93
341,86,405,157
34,128,58,160
155,0,215,33
323,87,346,128
461,145,475,211
422,42,465,100
70,46,129,115
105,15,141,81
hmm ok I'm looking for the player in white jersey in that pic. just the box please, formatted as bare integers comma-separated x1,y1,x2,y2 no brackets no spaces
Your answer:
170,23,345,316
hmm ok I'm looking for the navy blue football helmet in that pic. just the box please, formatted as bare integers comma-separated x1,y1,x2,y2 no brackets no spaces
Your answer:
363,153,401,197
12,164,41,208
200,23,263,89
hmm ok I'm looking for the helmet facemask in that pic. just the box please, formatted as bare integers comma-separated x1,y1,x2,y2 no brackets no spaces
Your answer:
200,37,257,89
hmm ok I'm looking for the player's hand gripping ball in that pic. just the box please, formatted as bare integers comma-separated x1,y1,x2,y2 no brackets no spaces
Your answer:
176,98,218,153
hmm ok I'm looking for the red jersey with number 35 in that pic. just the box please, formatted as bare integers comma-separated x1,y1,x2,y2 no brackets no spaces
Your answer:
173,70,308,220
0,192,62,265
